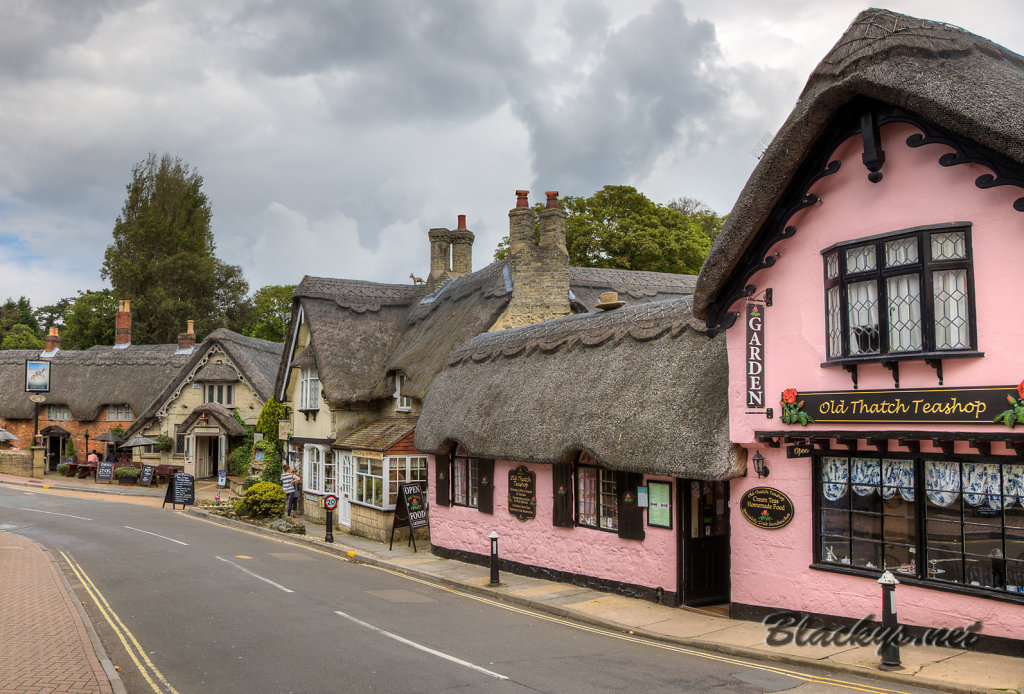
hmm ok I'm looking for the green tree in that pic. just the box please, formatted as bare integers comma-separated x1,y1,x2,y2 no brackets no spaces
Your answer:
2,323,44,349
667,196,726,243
61,290,118,349
35,297,72,332
493,186,713,275
239,284,296,342
1,296,41,339
101,153,249,344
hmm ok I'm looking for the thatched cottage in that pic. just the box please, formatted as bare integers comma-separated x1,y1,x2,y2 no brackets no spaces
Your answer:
121,328,283,479
415,296,742,605
276,191,697,541
0,301,192,471
695,8,1024,649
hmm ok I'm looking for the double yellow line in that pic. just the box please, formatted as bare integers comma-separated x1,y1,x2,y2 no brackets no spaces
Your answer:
61,551,179,694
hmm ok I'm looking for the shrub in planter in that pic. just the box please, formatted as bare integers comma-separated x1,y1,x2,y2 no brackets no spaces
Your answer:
114,466,140,484
56,463,70,475
154,435,174,453
65,438,76,458
240,481,285,519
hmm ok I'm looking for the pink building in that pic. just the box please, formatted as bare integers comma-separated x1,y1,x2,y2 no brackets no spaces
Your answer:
694,9,1024,651
416,296,742,606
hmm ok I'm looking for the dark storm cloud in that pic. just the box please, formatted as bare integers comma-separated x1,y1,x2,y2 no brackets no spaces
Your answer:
234,0,532,124
0,1,136,80
512,0,726,195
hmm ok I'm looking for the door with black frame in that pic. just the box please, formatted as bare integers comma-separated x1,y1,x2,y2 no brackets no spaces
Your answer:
681,479,731,606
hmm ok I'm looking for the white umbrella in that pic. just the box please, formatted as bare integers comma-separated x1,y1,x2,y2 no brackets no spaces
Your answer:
0,428,20,441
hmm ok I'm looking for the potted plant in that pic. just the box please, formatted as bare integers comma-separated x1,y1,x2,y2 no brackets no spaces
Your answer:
114,466,140,485
56,462,71,475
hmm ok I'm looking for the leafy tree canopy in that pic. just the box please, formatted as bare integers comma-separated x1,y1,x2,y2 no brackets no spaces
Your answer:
238,284,296,342
101,153,249,344
493,186,715,275
1,323,44,350
62,290,118,349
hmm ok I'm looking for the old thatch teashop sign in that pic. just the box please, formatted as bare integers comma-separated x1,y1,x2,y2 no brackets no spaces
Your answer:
780,386,1018,425
507,466,536,521
740,487,794,530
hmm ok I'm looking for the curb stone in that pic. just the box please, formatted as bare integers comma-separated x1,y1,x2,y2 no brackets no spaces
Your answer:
185,507,1005,694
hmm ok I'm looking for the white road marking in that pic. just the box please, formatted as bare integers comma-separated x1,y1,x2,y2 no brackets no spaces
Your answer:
334,609,508,680
215,555,294,593
124,526,189,546
18,507,92,521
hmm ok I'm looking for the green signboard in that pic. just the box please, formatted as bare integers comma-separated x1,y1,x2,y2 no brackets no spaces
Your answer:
647,481,672,529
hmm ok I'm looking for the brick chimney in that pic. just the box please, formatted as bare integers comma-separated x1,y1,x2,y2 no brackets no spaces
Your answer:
427,215,475,290
114,300,132,348
177,319,196,351
491,190,570,331
43,327,61,353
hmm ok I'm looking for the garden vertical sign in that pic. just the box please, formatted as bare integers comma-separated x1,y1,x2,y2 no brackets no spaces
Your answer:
746,302,764,408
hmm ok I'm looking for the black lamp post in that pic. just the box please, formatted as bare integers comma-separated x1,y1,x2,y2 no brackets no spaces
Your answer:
489,531,500,586
752,450,769,478
84,430,90,463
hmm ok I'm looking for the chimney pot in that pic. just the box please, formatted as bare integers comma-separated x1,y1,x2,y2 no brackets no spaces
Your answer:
545,191,559,209
44,327,61,352
187,319,194,335
515,190,530,208
457,214,466,230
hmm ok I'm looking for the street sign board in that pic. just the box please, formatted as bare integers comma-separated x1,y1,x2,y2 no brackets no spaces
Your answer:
324,494,338,510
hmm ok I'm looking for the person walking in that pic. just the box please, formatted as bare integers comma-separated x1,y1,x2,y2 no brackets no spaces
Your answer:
282,465,300,518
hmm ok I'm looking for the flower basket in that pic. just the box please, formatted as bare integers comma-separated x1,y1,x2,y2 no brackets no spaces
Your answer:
114,466,140,485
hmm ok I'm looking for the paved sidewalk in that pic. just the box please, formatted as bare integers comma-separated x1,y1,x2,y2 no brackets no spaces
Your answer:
0,532,120,694
4,472,1024,693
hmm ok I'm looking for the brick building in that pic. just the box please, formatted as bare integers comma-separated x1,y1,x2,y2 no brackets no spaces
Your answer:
0,301,192,471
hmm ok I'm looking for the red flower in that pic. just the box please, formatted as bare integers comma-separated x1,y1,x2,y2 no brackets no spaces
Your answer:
782,388,798,404
1017,379,1024,400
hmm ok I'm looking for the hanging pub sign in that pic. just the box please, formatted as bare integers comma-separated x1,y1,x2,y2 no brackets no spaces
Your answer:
740,487,794,530
779,385,1019,426
745,303,765,408
507,466,536,521
25,360,51,393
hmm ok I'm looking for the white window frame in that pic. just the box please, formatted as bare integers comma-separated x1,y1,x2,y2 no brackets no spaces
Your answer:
47,405,70,421
300,368,320,410
108,404,133,421
352,454,428,510
395,373,411,412
303,445,327,494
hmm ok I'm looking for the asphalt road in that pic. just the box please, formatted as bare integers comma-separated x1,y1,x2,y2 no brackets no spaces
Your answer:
0,484,943,694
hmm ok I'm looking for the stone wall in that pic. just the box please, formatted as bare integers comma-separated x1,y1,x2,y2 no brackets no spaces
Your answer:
351,503,429,544
0,448,38,478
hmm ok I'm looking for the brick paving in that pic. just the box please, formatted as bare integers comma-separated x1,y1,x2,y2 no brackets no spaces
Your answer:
0,532,114,694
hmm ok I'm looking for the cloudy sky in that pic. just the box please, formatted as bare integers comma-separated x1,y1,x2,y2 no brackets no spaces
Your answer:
3,0,1023,307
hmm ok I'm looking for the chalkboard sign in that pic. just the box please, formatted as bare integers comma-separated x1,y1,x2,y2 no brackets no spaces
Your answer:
97,460,114,484
138,464,155,488
163,472,196,509
389,482,428,551
507,466,536,521
739,487,794,530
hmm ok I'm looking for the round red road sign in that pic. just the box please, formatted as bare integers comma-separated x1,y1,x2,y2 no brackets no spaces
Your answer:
324,494,339,510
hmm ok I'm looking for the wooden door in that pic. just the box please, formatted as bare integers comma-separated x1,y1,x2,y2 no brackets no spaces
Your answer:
682,480,731,606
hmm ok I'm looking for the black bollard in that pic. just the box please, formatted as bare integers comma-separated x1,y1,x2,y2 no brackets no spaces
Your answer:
489,531,500,586
325,509,334,543
877,570,902,670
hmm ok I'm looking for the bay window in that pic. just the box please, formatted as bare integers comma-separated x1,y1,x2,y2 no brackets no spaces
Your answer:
816,454,1024,598
822,225,976,362
353,454,427,510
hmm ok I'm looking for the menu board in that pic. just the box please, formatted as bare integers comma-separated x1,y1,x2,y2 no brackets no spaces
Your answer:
163,472,196,508
507,466,536,521
96,461,114,484
647,481,672,528
389,482,428,551
138,464,155,487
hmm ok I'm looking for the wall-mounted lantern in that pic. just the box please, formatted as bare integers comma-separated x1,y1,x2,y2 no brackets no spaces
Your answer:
752,450,769,479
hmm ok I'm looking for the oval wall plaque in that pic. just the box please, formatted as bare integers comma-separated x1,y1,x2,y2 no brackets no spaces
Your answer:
740,487,794,530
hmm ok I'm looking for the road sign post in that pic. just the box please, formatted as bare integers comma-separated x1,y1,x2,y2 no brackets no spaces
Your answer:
323,494,338,543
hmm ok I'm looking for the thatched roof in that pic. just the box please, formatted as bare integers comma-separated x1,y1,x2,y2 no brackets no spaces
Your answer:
278,264,699,405
123,329,283,438
694,8,1024,319
415,296,744,479
334,417,417,451
179,402,246,437
0,345,189,422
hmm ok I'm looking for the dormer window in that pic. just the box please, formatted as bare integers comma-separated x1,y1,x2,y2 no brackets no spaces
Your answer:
395,373,411,412
108,404,133,421
822,224,977,363
300,368,320,410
